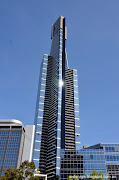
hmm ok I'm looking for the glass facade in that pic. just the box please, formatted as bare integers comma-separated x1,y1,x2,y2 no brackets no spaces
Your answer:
32,26,63,177
61,149,108,180
0,120,25,176
33,54,48,169
73,69,80,150
0,131,9,171
60,144,119,179
3,131,21,169
102,143,119,179
32,15,119,180
33,27,64,177
56,28,63,177
33,16,80,179
83,143,119,179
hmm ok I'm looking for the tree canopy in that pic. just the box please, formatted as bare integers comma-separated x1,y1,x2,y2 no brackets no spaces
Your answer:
68,175,79,180
0,161,39,180
87,170,104,180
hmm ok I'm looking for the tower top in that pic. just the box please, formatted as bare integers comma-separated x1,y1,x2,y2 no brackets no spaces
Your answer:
51,16,67,40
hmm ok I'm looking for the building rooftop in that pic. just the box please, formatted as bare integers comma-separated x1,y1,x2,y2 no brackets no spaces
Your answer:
0,119,24,126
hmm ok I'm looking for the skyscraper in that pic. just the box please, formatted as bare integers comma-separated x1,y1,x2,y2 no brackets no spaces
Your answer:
33,16,80,179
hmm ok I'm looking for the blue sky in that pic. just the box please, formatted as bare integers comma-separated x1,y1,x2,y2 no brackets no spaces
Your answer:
0,0,119,148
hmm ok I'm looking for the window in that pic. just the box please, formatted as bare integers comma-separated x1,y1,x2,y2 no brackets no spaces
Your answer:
90,155,93,159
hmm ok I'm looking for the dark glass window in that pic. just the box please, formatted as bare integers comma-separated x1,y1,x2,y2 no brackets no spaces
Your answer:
90,155,93,159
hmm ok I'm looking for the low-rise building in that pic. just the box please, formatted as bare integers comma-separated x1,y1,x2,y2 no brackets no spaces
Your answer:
60,143,119,180
0,119,35,176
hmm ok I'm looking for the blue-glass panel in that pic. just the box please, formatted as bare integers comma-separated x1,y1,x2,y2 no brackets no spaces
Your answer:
74,86,78,92
76,143,80,149
41,79,46,84
39,91,45,97
33,151,40,159
55,29,62,177
42,73,46,79
56,158,60,167
56,168,60,176
75,127,80,134
74,105,79,111
90,155,93,159
57,139,60,147
40,85,45,91
57,121,61,129
57,148,60,155
34,160,39,169
58,106,61,114
39,97,44,103
57,130,61,138
74,80,78,86
38,103,44,110
61,154,64,159
3,131,21,169
37,118,43,124
75,135,80,143
34,142,41,150
35,133,41,140
74,92,79,98
43,63,47,69
43,54,48,59
0,131,9,168
75,113,79,119
74,98,79,104
75,118,80,126
33,54,48,168
36,126,42,132
38,111,43,117
74,75,78,80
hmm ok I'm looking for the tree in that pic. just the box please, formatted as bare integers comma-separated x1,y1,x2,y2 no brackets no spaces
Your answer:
74,175,79,180
87,170,104,180
68,176,73,180
0,167,19,180
0,161,39,180
68,175,79,180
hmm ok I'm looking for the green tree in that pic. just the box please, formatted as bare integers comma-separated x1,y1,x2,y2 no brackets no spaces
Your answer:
68,175,79,180
68,176,73,180
0,167,20,180
74,175,79,180
87,170,103,180
0,161,39,180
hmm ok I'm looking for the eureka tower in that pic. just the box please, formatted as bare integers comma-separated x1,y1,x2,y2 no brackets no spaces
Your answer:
33,16,80,179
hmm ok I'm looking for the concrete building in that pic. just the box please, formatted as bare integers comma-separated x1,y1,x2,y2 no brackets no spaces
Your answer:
22,125,35,162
